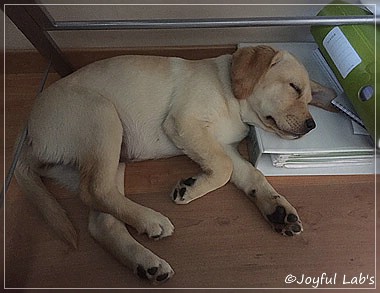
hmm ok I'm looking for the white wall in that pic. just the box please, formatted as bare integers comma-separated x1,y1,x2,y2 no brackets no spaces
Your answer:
3,0,361,50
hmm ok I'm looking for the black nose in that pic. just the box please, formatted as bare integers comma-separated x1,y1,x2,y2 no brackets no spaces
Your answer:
305,118,316,130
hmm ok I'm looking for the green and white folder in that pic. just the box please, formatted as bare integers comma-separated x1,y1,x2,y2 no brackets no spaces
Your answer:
310,0,378,147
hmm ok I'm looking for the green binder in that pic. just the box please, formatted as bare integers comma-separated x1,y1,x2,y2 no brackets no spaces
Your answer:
310,0,378,147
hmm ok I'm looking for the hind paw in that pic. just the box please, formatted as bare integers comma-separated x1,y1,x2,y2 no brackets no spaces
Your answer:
134,257,174,284
134,210,174,240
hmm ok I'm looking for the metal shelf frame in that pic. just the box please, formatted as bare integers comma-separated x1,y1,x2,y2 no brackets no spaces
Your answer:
2,1,376,77
50,15,374,30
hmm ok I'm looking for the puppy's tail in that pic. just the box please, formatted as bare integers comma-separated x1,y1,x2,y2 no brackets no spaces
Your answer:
14,130,78,248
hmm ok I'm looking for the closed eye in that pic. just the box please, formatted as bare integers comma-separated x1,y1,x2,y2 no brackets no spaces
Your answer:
289,83,302,95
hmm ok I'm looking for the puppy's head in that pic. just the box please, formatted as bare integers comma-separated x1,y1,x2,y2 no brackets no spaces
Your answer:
231,46,336,139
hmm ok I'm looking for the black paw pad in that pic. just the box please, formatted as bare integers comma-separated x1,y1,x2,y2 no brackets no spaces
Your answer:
137,265,148,279
181,177,196,186
274,225,283,233
285,230,294,236
147,267,158,275
172,189,178,200
156,273,169,282
287,213,298,223
267,206,286,224
290,223,302,233
179,187,186,198
172,186,187,201
249,189,257,199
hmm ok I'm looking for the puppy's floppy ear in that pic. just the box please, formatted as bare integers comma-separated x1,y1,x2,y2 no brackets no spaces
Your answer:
269,50,284,67
231,46,279,100
309,80,338,112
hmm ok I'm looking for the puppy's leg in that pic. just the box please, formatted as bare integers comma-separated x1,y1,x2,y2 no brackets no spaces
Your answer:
119,163,175,239
226,146,303,236
88,163,174,283
81,158,174,240
164,118,233,204
88,210,174,284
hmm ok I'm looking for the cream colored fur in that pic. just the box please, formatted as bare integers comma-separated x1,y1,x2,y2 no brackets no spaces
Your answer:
14,46,335,284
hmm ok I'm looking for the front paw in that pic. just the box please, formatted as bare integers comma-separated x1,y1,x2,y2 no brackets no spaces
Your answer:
170,177,196,204
266,205,303,236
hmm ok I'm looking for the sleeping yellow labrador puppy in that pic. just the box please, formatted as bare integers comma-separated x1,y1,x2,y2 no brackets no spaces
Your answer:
14,45,335,284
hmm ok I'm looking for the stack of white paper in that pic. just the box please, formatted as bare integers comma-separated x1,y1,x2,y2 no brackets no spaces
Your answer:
271,153,374,169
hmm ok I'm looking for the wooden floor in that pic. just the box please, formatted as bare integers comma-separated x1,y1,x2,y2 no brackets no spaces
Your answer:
2,72,377,289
